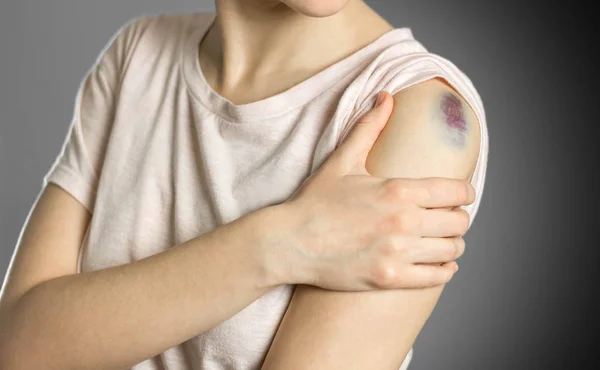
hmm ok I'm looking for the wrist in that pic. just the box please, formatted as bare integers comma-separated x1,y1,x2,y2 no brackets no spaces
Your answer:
245,202,310,287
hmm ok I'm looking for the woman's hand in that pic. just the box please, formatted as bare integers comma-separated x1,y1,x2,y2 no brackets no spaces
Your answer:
269,91,475,291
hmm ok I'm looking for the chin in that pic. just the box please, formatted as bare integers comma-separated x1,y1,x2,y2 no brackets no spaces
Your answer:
281,0,352,17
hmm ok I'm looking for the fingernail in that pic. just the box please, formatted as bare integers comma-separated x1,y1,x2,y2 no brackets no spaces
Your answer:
375,91,385,107
454,264,459,272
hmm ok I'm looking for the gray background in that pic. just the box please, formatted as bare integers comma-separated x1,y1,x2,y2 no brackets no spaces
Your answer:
1,1,595,369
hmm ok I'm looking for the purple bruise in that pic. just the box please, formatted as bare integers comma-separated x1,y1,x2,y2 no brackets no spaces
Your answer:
440,94,467,132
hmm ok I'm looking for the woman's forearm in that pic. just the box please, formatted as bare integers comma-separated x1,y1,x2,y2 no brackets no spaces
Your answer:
0,205,287,370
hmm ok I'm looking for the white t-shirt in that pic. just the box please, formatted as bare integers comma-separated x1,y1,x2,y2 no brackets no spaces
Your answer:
43,12,489,370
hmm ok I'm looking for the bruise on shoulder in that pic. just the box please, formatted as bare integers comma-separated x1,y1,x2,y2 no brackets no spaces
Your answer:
428,77,480,151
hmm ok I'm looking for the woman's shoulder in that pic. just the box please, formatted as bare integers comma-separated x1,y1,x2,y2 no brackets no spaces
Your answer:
129,11,213,37
107,11,214,55
93,11,214,84
344,29,486,133
131,11,214,33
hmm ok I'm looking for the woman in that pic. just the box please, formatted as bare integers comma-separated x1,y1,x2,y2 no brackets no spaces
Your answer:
0,0,488,369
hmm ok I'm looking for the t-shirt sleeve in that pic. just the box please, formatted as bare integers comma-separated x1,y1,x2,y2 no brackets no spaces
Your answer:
42,16,150,212
337,51,489,226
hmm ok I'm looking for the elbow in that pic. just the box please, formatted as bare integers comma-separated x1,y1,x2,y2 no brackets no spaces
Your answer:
0,343,24,370
0,337,66,370
0,308,31,370
0,300,57,370
0,325,53,370
0,349,44,370
0,313,25,370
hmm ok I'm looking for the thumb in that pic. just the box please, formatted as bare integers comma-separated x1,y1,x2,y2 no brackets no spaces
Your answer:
333,91,393,174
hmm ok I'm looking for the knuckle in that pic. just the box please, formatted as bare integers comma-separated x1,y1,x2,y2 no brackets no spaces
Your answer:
395,238,412,258
370,261,397,289
385,213,403,231
395,213,418,234
379,237,399,258
383,179,410,202
381,214,399,233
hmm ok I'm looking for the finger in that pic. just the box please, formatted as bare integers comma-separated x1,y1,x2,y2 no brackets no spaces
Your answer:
401,261,458,289
328,91,393,175
387,177,475,208
406,237,465,263
443,260,459,271
418,208,471,237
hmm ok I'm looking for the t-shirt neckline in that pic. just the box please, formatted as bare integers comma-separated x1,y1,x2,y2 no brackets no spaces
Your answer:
181,13,413,123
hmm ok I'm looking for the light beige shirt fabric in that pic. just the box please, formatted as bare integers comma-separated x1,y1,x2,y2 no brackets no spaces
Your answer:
43,12,489,370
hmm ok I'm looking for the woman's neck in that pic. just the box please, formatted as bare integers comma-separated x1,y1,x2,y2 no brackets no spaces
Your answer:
199,0,393,104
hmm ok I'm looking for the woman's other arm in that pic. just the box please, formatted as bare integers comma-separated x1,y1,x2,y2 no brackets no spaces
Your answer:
261,77,482,370
0,183,286,369
0,16,293,369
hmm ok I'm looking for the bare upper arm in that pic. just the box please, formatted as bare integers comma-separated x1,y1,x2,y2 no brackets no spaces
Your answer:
366,77,480,180
0,184,91,312
261,77,481,370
